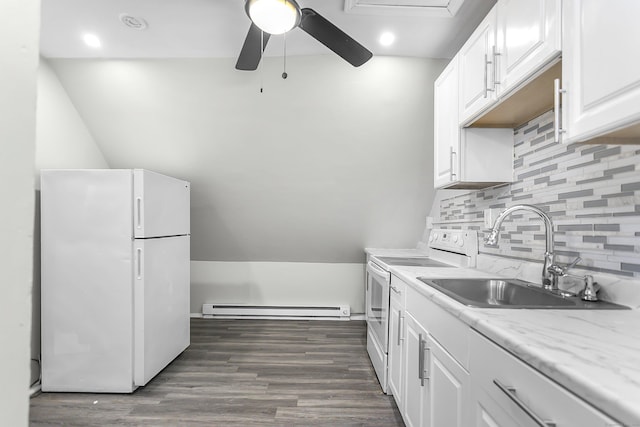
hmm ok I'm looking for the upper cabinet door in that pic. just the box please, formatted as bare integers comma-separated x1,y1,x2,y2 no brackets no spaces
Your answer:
459,5,498,124
133,169,191,238
496,0,561,96
434,56,460,189
562,0,640,143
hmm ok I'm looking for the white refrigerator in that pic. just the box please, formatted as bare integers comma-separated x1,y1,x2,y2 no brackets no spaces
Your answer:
40,169,191,392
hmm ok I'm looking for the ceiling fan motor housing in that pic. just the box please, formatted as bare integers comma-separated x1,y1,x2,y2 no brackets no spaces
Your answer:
245,0,302,35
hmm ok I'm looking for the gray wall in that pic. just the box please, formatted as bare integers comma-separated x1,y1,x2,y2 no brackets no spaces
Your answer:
0,0,39,425
48,56,447,312
49,56,446,262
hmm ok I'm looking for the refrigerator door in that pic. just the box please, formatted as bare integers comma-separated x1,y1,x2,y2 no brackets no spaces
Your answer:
133,169,190,238
133,235,190,386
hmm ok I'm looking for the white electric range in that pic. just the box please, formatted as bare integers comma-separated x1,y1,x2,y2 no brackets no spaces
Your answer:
365,229,478,393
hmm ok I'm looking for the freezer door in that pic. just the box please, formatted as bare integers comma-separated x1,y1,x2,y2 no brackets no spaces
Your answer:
133,236,190,386
133,169,190,238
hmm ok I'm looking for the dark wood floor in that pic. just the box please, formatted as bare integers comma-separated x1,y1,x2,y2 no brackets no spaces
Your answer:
30,318,404,426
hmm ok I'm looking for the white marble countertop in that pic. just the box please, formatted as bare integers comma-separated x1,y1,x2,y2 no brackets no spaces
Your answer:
370,251,640,426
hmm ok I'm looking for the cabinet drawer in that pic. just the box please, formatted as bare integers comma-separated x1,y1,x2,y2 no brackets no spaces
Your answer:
406,285,469,369
470,330,617,427
390,275,406,307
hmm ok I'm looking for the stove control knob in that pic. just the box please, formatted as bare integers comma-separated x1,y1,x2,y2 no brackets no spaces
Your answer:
452,235,459,243
457,237,465,247
432,232,439,240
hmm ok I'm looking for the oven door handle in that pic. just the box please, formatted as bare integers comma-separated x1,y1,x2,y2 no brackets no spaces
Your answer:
366,261,390,282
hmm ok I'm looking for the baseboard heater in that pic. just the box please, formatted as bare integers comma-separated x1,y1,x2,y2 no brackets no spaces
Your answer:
202,304,351,320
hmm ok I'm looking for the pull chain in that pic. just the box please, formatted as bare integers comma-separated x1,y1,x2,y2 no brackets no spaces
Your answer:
260,30,264,93
282,31,288,79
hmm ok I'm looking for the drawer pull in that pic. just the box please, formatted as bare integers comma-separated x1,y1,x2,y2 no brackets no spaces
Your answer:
493,379,556,427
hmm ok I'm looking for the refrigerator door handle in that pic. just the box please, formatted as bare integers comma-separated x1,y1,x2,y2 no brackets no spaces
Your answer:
136,248,143,280
136,197,142,230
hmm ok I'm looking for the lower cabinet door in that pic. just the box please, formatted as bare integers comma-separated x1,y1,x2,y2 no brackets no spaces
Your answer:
403,313,429,427
387,299,404,405
428,335,469,427
470,330,618,427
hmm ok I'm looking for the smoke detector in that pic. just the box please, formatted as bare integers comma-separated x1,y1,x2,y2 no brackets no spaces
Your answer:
119,14,148,30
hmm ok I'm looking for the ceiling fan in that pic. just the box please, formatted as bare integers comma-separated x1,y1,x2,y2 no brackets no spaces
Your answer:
236,0,373,71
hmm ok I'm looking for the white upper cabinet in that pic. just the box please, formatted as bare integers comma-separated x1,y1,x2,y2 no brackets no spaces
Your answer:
434,56,460,189
434,54,514,190
459,5,498,124
496,0,561,96
561,0,640,143
459,0,561,126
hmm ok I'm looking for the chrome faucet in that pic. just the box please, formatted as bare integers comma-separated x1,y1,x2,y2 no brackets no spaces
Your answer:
484,204,559,290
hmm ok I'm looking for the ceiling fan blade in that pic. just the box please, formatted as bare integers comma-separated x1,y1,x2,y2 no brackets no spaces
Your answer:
236,23,271,71
299,8,372,67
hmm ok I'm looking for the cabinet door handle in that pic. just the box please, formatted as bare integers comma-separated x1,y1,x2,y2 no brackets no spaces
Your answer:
492,46,500,89
483,54,489,98
418,334,429,386
398,314,404,346
390,284,401,295
449,146,457,180
493,379,556,427
553,78,566,143
484,53,494,97
418,333,424,386
423,346,430,381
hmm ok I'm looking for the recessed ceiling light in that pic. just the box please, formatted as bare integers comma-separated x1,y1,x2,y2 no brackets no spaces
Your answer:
379,32,395,47
82,33,101,48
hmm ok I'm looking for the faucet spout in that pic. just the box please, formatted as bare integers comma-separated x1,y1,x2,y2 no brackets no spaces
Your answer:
484,204,556,289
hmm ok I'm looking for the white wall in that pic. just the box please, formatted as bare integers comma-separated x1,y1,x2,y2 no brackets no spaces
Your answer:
35,59,109,183
0,0,39,425
31,59,109,388
48,56,445,313
191,261,365,313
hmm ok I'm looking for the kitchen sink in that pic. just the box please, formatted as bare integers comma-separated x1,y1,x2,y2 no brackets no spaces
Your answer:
417,277,629,309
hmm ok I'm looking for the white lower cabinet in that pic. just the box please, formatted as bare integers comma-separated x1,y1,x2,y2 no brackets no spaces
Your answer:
389,277,621,427
429,337,469,427
403,312,429,427
469,330,618,427
396,280,470,427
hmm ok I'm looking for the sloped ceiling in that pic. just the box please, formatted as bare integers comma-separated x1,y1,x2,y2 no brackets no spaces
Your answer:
49,55,446,262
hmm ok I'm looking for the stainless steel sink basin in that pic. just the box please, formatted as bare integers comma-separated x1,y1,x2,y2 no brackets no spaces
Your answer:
417,277,628,309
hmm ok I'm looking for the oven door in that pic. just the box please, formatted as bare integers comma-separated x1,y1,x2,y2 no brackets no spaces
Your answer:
366,260,391,352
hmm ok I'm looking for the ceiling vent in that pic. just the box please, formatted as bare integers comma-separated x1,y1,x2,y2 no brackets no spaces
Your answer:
119,14,148,30
344,0,466,17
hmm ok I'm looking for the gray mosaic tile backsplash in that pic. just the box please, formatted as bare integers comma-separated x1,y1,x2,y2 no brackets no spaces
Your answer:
439,110,640,277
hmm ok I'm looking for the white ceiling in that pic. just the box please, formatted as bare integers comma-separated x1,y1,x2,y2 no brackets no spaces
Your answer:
40,0,496,60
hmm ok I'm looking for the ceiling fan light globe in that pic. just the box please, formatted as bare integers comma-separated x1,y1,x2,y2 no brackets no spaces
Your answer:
246,0,300,35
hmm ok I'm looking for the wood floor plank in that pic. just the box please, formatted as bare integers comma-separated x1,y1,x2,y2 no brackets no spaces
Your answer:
30,319,404,426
